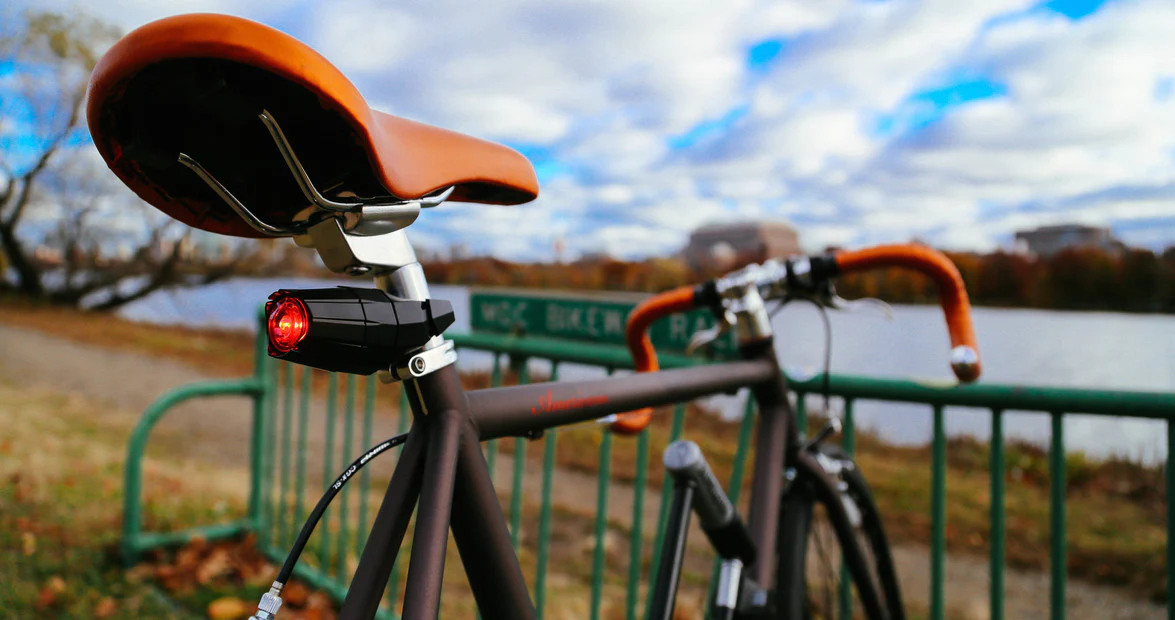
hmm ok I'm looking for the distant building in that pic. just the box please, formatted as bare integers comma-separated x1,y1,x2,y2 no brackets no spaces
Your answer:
575,250,616,264
1013,224,1123,258
682,221,800,270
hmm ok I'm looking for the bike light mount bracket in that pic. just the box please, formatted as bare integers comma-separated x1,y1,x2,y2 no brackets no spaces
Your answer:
388,340,458,382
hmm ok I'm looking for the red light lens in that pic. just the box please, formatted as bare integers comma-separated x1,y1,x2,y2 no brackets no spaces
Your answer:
267,297,309,354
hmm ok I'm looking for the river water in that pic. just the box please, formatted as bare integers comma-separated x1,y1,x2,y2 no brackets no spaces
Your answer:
118,277,1175,463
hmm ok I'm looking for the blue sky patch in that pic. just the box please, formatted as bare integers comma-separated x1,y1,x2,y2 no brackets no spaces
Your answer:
746,39,787,73
507,142,574,183
1039,0,1110,20
667,105,749,150
981,0,1110,33
1154,77,1174,102
872,75,1008,138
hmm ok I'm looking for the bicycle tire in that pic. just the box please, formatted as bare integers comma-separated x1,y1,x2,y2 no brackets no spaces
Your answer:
773,446,903,620
836,447,904,620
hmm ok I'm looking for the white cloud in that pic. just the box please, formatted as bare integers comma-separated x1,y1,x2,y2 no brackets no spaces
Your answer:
314,2,418,72
11,0,1175,257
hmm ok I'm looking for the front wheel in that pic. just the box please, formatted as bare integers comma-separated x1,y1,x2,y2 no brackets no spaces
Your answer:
774,445,904,620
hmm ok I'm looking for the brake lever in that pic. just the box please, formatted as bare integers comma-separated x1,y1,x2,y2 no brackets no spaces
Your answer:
804,416,842,452
827,294,894,320
685,310,736,355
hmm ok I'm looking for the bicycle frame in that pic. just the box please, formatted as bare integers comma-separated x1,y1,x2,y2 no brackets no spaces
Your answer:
336,343,792,619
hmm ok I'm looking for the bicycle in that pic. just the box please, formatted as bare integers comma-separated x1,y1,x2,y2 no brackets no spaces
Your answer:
87,14,982,620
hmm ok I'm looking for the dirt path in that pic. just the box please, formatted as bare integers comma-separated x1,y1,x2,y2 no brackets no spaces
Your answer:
0,324,1164,619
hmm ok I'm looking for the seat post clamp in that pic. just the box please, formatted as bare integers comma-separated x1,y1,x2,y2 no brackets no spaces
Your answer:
388,340,457,383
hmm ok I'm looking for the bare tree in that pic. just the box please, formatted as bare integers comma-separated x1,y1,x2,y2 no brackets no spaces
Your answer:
28,150,256,309
0,10,257,310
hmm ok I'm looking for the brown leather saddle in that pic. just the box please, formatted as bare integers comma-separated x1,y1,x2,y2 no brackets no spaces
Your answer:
87,13,539,238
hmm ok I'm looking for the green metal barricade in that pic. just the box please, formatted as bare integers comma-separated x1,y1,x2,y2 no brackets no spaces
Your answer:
123,310,1175,620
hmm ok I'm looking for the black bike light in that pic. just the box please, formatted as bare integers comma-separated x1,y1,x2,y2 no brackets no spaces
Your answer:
265,287,455,375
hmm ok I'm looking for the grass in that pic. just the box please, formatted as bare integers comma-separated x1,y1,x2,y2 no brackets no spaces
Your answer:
0,378,702,619
0,382,226,618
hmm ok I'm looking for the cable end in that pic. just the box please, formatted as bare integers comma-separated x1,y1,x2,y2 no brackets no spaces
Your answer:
249,583,284,620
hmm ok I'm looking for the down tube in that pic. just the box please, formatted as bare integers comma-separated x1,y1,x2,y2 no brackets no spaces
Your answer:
468,358,777,440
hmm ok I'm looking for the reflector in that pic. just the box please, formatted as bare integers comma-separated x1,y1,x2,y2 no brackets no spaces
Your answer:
267,297,309,353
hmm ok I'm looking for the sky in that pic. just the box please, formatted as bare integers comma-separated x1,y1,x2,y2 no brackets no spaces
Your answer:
10,0,1175,260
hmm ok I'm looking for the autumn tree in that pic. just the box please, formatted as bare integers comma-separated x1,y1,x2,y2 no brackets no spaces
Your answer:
1042,248,1119,310
975,251,1036,307
1117,249,1162,312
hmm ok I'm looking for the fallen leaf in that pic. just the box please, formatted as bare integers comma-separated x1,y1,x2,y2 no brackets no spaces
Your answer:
244,563,277,588
21,531,36,556
175,545,204,572
283,581,310,607
157,565,193,596
13,475,27,502
305,592,333,610
207,596,252,620
34,576,67,610
301,607,338,620
47,576,67,593
125,564,155,584
196,548,232,584
94,596,117,618
34,587,58,610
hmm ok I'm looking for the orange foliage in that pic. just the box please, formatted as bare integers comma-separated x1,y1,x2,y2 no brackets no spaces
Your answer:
421,247,1175,313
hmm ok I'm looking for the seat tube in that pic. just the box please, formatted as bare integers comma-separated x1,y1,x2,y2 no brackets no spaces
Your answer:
399,364,467,618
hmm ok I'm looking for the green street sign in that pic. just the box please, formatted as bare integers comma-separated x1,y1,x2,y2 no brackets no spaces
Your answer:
469,289,738,359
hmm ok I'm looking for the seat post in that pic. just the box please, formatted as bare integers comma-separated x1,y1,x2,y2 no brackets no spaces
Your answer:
373,238,446,352
375,252,431,301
